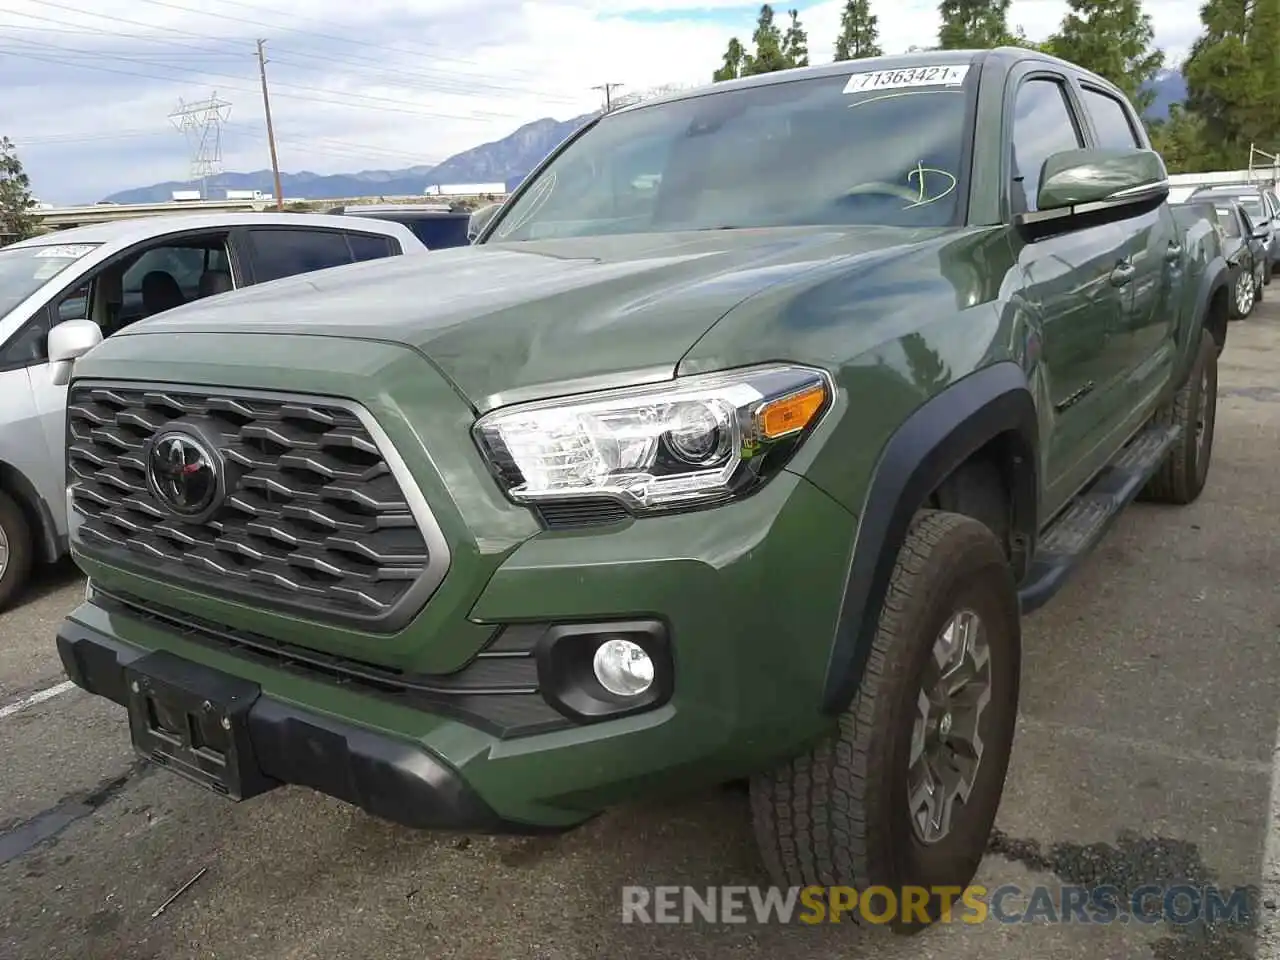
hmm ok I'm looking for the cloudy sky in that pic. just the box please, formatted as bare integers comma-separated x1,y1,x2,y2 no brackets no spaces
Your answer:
0,0,1203,204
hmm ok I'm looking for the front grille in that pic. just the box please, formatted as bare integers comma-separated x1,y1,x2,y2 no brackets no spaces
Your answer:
66,382,448,632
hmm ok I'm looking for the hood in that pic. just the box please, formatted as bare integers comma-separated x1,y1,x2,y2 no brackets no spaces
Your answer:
125,226,951,410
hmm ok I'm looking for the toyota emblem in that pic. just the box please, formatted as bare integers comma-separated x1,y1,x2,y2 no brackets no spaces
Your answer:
146,432,221,520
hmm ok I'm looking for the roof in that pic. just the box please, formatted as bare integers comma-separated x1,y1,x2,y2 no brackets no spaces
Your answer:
1192,184,1269,199
5,211,419,250
607,46,1101,116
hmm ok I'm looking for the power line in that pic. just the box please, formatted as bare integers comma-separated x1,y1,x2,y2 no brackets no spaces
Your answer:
10,0,580,98
0,35,531,122
256,39,284,211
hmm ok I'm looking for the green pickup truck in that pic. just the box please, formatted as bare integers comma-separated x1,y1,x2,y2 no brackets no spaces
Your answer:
55,47,1228,927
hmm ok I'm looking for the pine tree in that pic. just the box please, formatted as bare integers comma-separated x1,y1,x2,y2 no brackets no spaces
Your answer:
1044,0,1164,112
937,0,1011,49
1183,0,1255,167
0,138,36,244
713,37,748,81
745,4,790,74
1242,0,1280,152
834,0,883,60
783,9,810,67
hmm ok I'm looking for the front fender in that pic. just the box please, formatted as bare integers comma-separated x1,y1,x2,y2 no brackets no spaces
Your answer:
820,361,1038,714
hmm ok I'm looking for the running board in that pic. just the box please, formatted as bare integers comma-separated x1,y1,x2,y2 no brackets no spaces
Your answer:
1018,422,1181,615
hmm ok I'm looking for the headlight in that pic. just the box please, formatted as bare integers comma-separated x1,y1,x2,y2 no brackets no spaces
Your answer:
473,364,832,513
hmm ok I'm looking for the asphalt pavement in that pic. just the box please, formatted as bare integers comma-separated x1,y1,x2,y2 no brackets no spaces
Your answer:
3,303,1280,960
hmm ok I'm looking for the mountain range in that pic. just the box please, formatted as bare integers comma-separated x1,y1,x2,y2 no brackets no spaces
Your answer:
104,68,1190,205
103,112,599,204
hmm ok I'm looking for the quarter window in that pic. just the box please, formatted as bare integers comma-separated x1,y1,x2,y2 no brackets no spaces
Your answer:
1080,87,1140,149
1010,78,1084,213
247,229,353,283
345,232,397,261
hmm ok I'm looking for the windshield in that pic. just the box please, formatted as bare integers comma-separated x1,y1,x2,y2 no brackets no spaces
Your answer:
0,243,97,320
1214,207,1241,238
1239,198,1266,223
489,66,975,241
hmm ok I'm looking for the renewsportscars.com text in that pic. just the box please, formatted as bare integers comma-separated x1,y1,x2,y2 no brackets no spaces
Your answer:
620,884,1255,926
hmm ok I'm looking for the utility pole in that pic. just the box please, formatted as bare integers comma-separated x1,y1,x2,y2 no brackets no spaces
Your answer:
256,39,285,211
592,82,625,112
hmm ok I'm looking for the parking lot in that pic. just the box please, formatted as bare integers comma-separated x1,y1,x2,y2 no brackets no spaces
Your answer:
1,304,1279,960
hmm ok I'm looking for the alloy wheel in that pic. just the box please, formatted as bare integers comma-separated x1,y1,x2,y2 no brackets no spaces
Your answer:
908,609,992,845
1237,271,1255,314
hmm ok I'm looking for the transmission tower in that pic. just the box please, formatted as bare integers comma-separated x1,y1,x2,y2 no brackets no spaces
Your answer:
168,92,232,199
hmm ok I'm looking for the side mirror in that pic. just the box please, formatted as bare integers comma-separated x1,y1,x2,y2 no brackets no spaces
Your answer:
48,318,103,387
467,202,502,243
1035,147,1169,213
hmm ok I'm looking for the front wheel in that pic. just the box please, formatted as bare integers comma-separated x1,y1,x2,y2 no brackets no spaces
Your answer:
1232,267,1256,318
750,511,1020,933
0,490,33,612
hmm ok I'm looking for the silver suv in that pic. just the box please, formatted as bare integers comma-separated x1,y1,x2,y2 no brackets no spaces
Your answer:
0,212,424,610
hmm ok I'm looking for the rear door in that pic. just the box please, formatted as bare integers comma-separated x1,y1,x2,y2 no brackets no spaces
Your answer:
1004,69,1130,519
1074,81,1181,413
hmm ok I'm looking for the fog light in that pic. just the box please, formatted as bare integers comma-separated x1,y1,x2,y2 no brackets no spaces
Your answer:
592,638,655,697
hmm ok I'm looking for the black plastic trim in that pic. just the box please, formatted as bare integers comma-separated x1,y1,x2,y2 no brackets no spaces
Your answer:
820,362,1038,714
56,620,570,834
91,588,570,740
534,619,673,722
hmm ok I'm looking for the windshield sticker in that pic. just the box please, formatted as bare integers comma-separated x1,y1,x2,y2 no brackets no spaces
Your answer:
843,64,970,94
32,244,96,259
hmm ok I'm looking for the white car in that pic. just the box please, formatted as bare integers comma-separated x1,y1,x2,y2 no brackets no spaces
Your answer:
0,212,426,610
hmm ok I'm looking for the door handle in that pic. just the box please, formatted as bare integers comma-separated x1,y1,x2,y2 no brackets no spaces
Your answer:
1109,261,1135,286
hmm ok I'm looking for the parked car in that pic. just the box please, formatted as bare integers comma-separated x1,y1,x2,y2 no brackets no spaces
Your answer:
1184,194,1268,318
0,212,425,610
56,49,1230,930
1190,182,1280,284
326,203,473,250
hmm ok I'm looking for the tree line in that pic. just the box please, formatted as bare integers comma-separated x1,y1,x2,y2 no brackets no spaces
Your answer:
711,0,1280,175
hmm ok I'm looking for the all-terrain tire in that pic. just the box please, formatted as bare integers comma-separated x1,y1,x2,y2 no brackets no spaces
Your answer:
0,489,34,612
750,510,1021,933
1141,329,1218,505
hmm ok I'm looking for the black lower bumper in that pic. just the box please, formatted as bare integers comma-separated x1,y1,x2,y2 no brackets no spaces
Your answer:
56,618,562,835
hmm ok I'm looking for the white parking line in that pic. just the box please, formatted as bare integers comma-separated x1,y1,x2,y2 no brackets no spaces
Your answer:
1260,715,1280,959
0,680,75,721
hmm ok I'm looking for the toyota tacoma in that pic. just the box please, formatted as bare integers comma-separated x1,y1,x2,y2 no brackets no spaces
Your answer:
54,48,1229,927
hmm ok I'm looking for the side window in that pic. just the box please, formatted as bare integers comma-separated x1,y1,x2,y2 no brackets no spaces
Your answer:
0,309,53,368
346,232,397,261
1080,87,1140,149
1010,78,1084,214
248,229,353,283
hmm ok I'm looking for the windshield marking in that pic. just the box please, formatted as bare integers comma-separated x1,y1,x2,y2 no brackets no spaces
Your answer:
903,163,958,209
497,172,556,240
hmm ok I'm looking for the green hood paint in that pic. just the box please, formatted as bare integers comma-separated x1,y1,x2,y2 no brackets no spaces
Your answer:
119,226,955,411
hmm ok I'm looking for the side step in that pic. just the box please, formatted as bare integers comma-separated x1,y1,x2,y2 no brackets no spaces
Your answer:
1017,422,1180,615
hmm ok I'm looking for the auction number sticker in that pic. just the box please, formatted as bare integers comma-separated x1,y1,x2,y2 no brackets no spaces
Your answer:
33,244,96,259
843,64,971,94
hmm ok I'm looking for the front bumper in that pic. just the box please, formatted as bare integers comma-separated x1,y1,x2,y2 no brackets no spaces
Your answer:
61,468,858,828
56,618,559,834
